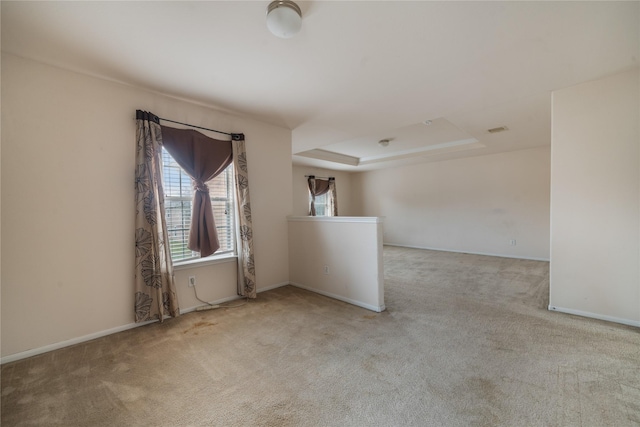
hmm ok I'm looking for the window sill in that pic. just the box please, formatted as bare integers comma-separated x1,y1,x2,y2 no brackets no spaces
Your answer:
173,253,237,271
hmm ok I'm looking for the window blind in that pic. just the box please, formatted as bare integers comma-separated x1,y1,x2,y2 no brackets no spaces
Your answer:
162,148,235,262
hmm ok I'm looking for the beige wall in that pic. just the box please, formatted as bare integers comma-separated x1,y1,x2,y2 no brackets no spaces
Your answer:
288,216,384,312
550,69,639,325
1,53,292,358
352,146,551,260
292,165,354,216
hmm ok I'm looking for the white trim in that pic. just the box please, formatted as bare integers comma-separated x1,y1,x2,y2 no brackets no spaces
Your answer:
0,319,158,365
287,216,384,224
179,294,245,314
173,253,237,270
290,281,386,313
295,149,359,166
548,305,640,328
0,281,291,364
384,243,550,262
257,281,290,293
359,138,483,165
295,139,484,167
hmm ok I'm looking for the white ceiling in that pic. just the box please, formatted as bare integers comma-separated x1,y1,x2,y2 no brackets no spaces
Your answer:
2,1,638,171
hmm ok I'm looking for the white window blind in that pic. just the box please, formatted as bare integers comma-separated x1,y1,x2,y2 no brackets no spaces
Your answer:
162,148,235,263
314,193,328,216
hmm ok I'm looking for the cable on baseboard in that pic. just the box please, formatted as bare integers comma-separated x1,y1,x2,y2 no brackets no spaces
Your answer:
193,284,248,310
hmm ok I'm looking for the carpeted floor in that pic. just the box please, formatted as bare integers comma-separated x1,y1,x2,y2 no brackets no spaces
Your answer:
2,246,639,426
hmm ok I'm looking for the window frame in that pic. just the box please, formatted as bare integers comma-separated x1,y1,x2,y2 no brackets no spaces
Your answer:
161,147,237,267
313,192,329,217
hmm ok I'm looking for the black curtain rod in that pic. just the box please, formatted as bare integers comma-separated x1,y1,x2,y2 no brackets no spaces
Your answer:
136,110,244,140
158,117,233,136
305,175,335,180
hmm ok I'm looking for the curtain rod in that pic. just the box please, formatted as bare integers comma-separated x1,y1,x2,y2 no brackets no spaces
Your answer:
158,117,233,136
305,175,335,180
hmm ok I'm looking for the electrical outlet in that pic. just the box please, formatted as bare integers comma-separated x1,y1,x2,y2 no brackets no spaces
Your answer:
323,265,330,275
188,276,196,287
510,239,517,246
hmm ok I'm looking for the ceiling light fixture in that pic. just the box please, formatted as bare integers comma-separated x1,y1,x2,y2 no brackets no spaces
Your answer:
266,1,302,39
378,139,390,147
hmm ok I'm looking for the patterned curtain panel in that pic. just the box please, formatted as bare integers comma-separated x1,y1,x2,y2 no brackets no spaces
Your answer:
328,179,338,217
232,134,256,298
134,111,180,322
307,177,316,215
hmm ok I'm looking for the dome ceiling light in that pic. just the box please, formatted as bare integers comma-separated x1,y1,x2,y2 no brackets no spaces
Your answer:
266,1,302,39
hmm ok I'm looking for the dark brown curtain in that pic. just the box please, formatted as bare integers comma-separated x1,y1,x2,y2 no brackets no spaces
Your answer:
161,126,232,257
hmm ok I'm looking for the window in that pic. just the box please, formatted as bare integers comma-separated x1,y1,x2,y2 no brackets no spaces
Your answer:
162,148,235,263
307,176,337,217
313,193,329,216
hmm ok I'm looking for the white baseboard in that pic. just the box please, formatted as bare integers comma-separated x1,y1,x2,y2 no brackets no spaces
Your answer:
179,294,245,315
289,281,385,313
548,305,640,328
1,281,292,365
0,319,159,365
384,243,550,262
257,281,290,293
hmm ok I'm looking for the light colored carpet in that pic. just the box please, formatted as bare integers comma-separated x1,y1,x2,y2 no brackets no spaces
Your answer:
2,246,640,426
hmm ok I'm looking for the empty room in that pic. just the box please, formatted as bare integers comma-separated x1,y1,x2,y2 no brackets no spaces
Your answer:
2,1,639,426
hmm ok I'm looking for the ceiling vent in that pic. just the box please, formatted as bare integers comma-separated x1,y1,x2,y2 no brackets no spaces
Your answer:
487,126,509,134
